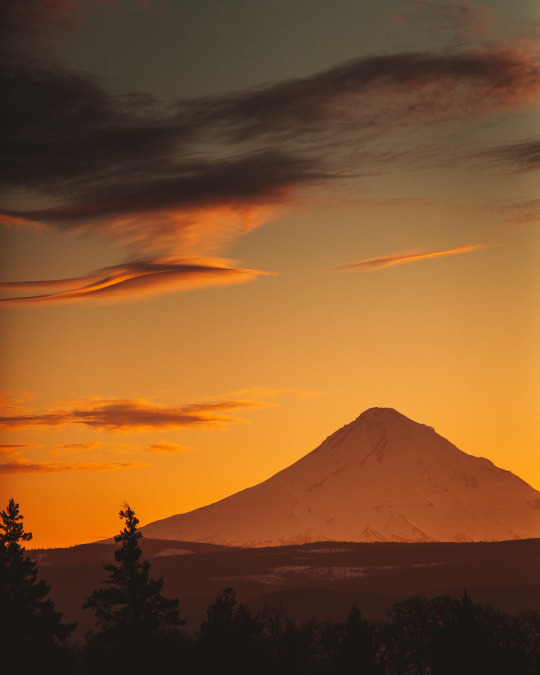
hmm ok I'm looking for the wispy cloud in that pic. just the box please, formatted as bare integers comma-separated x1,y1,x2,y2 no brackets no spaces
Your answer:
0,459,150,474
0,443,42,457
341,244,491,271
393,1,498,37
1,0,154,47
54,442,102,451
478,139,540,172
0,258,268,305
49,442,102,456
0,393,34,411
0,397,269,431
142,442,192,454
2,0,539,303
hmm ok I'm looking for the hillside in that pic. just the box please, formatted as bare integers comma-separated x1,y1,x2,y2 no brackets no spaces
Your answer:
33,537,540,636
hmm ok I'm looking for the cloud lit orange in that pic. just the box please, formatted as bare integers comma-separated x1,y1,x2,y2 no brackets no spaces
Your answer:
341,244,491,271
0,397,270,431
0,444,42,457
142,442,192,454
0,258,268,305
0,459,150,474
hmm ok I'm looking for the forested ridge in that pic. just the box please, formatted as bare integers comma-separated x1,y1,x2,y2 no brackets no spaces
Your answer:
2,499,539,675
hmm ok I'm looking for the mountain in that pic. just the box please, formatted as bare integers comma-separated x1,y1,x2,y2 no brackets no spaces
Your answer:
141,407,540,545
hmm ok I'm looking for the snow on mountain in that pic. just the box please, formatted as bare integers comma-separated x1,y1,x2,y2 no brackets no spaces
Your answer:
141,408,540,545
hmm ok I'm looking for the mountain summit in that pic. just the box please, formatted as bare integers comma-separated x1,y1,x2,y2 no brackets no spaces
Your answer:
142,408,540,545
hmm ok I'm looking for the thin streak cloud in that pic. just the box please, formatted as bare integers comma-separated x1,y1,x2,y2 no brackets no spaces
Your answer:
0,459,150,474
49,442,103,456
341,244,490,271
142,443,192,454
55,442,102,451
0,444,42,457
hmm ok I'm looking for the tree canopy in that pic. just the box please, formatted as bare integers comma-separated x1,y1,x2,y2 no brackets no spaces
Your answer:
83,504,186,674
0,498,76,674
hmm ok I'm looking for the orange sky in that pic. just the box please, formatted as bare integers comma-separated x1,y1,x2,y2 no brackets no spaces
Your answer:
1,0,539,548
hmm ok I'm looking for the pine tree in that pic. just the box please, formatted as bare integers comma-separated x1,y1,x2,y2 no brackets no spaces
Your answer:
83,504,186,674
0,498,76,674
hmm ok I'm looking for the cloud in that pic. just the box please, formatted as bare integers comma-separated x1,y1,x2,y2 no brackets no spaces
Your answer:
398,1,497,37
49,442,102,456
479,139,540,172
341,244,490,271
1,0,155,50
1,0,76,48
48,440,191,455
142,442,191,454
0,258,268,305
0,459,150,474
0,443,42,457
3,44,538,220
0,397,269,431
2,0,539,303
198,47,540,144
0,392,34,411
494,199,540,229
54,442,102,451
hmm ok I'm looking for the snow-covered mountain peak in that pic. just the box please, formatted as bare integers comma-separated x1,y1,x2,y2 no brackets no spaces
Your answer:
319,407,438,465
141,408,540,546
354,407,405,422
352,407,435,435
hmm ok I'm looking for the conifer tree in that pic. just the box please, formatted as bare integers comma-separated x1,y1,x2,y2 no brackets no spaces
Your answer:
0,498,76,674
83,504,186,674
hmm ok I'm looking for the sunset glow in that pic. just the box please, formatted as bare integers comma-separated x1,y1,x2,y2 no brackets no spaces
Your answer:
1,0,539,549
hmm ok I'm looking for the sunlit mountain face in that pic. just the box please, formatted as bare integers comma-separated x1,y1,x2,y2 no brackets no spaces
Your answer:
142,408,540,546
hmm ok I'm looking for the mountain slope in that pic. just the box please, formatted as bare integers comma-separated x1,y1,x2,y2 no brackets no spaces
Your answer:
141,408,540,545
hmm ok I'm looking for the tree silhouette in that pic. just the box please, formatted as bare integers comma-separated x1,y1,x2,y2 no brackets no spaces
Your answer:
380,591,540,675
83,503,186,674
332,604,380,674
259,606,340,675
197,587,264,674
0,498,76,674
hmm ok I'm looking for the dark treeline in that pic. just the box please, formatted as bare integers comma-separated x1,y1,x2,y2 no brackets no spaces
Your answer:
2,500,539,675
